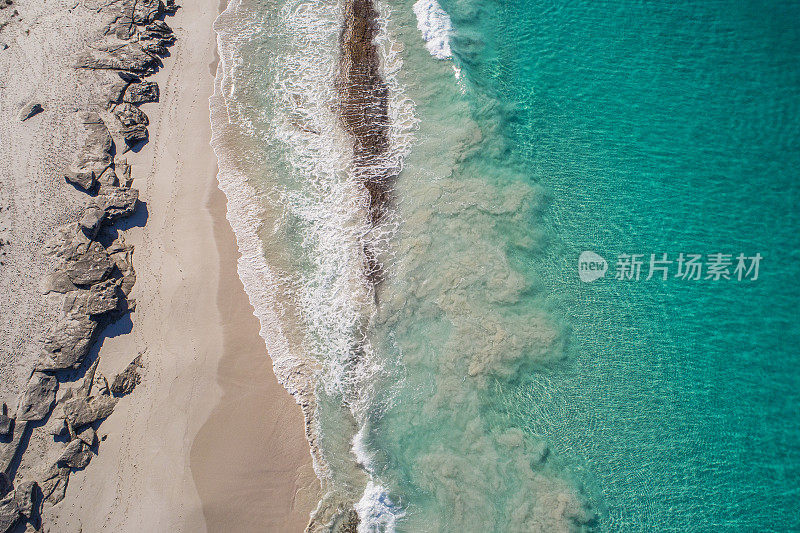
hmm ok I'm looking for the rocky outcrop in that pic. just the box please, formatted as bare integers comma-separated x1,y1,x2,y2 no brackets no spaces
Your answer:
0,493,20,533
56,439,92,469
64,112,113,191
123,80,158,104
63,395,117,429
75,39,159,73
2,2,178,530
15,373,57,422
110,355,142,396
0,404,11,438
18,101,43,121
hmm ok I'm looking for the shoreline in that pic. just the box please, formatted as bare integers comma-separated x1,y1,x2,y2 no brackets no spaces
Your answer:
189,183,319,532
33,0,318,530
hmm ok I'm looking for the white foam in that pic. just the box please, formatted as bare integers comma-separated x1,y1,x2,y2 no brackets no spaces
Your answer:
355,481,405,533
412,0,453,59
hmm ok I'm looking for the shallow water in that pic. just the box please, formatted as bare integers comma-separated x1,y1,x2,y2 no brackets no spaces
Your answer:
212,0,800,530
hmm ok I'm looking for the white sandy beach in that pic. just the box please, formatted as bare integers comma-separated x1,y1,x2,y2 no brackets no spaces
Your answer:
0,0,317,531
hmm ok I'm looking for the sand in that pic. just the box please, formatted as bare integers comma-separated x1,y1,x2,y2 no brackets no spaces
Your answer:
0,0,318,530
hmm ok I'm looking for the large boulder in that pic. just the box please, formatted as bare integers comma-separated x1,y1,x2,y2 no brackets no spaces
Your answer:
40,465,69,505
92,185,139,221
64,113,113,191
57,439,92,469
0,493,21,533
62,241,114,285
110,355,142,396
63,395,118,429
75,40,158,73
122,81,158,104
16,372,57,422
130,0,163,24
112,103,149,144
62,281,123,317
37,312,99,371
13,479,36,518
0,404,11,437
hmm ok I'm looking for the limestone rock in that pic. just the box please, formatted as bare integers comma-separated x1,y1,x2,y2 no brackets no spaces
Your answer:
65,113,113,191
62,242,114,285
0,493,21,533
97,166,119,187
107,237,136,295
0,421,26,475
112,103,148,144
40,465,69,505
77,427,97,447
63,395,117,429
0,473,10,497
122,81,158,104
13,479,35,518
40,271,77,295
57,439,92,469
130,0,162,24
37,312,99,371
63,281,122,317
16,373,57,422
18,101,43,121
0,404,11,437
78,206,105,237
110,355,142,396
91,185,139,221
75,40,158,73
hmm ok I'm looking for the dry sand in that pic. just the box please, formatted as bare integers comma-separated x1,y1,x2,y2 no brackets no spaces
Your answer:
16,0,319,530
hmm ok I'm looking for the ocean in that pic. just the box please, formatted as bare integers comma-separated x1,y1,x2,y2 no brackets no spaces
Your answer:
211,0,800,531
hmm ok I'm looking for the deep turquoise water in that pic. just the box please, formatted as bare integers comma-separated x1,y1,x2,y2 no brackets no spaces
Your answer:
212,0,800,530
439,0,800,530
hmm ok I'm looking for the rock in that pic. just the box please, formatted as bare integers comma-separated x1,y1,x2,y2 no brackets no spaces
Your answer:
0,404,12,437
62,242,114,285
13,479,35,518
147,20,172,34
63,281,122,317
16,373,57,422
78,206,105,237
0,43,8,51
116,159,132,185
112,103,149,144
0,421,26,475
77,427,97,447
40,271,77,295
63,395,117,429
77,359,99,398
107,237,136,295
40,465,69,505
91,185,139,221
97,166,119,187
0,493,21,533
0,473,10,497
65,113,113,191
74,40,159,73
123,81,158,104
18,101,43,121
95,373,110,396
57,439,92,469
110,355,142,396
37,312,98,371
130,0,162,24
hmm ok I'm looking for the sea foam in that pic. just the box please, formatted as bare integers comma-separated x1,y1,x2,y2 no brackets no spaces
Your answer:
412,0,452,59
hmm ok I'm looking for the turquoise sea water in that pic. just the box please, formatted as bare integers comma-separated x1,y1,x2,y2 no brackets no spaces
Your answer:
212,0,800,530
